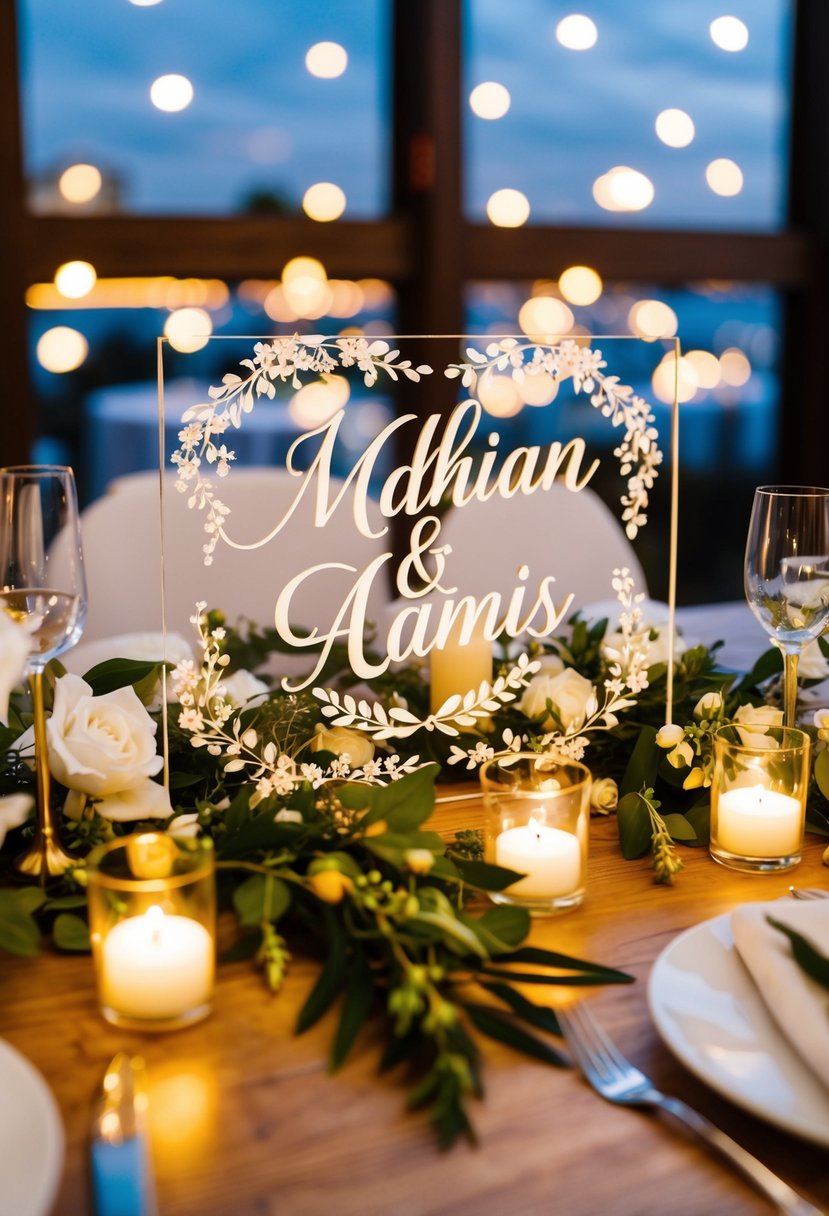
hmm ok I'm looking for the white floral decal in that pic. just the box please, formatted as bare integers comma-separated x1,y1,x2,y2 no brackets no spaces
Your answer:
446,338,661,539
171,336,433,565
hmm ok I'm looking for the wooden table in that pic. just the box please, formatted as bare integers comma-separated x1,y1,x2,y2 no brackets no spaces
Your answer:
3,802,829,1216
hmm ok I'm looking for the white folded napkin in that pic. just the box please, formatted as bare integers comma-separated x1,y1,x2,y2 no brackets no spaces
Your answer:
731,900,829,1089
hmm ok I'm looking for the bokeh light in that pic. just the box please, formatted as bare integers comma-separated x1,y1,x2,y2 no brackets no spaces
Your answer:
558,265,602,306
469,82,511,119
289,375,351,429
150,74,194,112
710,16,749,51
36,327,88,373
305,42,348,78
302,182,346,222
478,374,523,418
519,370,559,407
518,295,575,341
628,299,679,340
164,307,213,353
555,14,598,50
486,188,530,227
592,166,654,212
705,158,744,196
654,109,695,148
54,260,97,299
685,349,721,390
58,163,102,204
652,352,698,404
282,256,327,284
719,347,752,385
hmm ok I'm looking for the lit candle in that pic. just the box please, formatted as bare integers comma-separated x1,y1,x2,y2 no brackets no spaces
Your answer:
495,818,583,897
100,906,214,1022
716,785,803,858
429,613,492,716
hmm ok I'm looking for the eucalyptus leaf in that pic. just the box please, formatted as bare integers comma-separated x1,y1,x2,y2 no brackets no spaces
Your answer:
15,887,48,914
329,948,374,1072
450,858,525,892
663,812,698,843
295,915,347,1034
685,802,711,845
617,791,653,860
463,1004,567,1066
233,874,291,927
620,725,658,797
52,912,90,952
481,982,562,1036
0,890,41,957
83,658,162,696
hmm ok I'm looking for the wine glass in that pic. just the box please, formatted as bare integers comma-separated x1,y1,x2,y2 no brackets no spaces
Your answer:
745,485,829,727
0,465,87,877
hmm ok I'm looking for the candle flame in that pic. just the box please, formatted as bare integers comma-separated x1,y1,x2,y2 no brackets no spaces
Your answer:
529,817,543,842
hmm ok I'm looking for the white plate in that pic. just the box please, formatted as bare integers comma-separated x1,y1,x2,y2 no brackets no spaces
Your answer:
648,911,829,1147
0,1039,64,1216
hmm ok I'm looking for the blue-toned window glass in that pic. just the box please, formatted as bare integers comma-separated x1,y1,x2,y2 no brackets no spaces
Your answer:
20,0,390,217
466,1,792,230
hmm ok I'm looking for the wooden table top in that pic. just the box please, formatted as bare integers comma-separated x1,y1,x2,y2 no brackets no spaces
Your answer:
3,797,829,1216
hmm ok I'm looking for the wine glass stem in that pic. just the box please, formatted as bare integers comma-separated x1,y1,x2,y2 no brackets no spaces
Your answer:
782,648,800,728
30,669,52,827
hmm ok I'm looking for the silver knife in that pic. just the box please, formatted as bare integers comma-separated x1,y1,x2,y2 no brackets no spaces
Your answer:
90,1053,158,1216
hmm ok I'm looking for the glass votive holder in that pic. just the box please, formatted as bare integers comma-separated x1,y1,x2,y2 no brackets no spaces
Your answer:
480,752,590,914
87,832,216,1031
709,724,811,873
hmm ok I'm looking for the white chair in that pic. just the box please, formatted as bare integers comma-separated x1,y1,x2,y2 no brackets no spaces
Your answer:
78,468,394,649
435,483,648,623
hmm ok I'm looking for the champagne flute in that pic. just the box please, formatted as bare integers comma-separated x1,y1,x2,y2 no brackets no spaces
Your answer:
745,485,829,727
0,465,87,877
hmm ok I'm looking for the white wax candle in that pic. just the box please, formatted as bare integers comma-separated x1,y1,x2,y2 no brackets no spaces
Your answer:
101,906,214,1020
429,616,492,716
495,820,582,897
716,785,803,858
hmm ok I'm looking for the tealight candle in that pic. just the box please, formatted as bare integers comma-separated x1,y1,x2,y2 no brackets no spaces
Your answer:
710,725,810,874
715,786,802,858
495,819,582,897
87,832,216,1030
481,753,590,913
101,906,214,1023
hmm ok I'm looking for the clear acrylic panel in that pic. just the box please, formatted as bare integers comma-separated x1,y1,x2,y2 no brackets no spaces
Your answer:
138,335,679,707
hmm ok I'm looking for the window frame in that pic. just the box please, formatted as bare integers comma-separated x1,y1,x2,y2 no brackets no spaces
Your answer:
0,0,821,487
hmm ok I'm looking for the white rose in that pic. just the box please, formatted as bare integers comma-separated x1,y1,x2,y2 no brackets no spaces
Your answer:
310,723,375,768
0,793,33,848
64,781,172,823
799,640,829,681
693,691,723,720
0,611,31,725
219,669,270,708
47,674,164,798
732,702,784,749
589,777,618,814
520,668,596,733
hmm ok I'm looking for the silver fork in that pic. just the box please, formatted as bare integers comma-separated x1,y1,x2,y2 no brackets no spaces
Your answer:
558,1003,826,1215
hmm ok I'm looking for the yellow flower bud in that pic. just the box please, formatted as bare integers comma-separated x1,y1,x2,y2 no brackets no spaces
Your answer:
308,869,354,904
363,819,388,838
